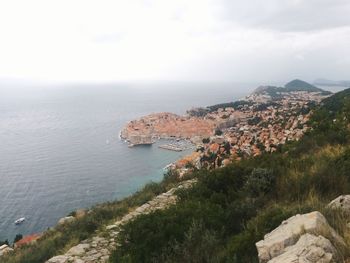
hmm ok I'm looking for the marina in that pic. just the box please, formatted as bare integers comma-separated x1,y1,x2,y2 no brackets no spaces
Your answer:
158,140,195,152
158,144,183,151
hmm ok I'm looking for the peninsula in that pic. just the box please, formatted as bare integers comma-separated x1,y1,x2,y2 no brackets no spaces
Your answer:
121,79,331,174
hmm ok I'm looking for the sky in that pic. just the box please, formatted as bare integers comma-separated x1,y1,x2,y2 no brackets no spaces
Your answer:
0,0,349,84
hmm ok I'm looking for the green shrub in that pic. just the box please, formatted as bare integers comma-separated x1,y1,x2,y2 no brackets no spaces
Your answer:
13,234,23,244
244,168,275,197
155,220,223,263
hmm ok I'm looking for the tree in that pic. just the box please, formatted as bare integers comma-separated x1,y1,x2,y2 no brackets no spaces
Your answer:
202,138,210,144
244,168,275,197
14,234,23,244
214,128,223,136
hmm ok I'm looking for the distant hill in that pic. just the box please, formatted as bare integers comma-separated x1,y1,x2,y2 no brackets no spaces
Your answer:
284,79,325,92
253,79,331,96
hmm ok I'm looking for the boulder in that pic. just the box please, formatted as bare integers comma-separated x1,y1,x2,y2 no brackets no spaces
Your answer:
58,216,76,225
327,195,350,213
46,255,69,263
0,244,13,256
106,224,117,230
75,209,86,219
66,243,90,256
255,211,346,263
268,234,338,263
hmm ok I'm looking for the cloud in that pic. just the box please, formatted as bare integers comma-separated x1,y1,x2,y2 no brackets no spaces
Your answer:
217,0,350,32
0,0,349,83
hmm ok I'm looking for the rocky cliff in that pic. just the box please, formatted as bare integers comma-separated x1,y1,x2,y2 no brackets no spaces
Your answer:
256,196,350,263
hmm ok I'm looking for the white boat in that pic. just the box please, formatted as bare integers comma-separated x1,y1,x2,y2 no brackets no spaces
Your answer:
14,217,26,225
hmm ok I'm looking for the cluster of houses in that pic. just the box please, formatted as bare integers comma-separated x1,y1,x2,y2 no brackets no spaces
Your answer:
120,87,330,176
173,90,330,174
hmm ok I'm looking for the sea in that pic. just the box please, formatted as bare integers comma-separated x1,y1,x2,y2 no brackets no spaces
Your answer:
0,82,254,242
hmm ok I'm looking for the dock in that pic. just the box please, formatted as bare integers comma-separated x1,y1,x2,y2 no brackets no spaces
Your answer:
158,140,195,152
158,144,183,151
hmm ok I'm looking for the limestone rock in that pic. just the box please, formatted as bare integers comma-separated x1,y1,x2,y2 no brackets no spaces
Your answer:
268,234,338,263
75,209,86,219
58,216,76,225
0,244,14,256
66,243,90,256
255,211,346,263
106,224,117,230
46,255,69,263
328,195,350,213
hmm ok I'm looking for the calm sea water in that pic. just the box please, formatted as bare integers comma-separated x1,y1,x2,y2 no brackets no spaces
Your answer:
0,82,252,242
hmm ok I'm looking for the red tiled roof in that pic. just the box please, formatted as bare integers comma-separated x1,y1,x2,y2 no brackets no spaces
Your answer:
15,233,41,247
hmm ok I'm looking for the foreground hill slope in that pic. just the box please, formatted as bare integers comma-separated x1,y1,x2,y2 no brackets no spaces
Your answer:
110,88,350,262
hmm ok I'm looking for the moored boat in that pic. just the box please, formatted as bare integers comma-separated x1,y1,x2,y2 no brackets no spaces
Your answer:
14,217,26,225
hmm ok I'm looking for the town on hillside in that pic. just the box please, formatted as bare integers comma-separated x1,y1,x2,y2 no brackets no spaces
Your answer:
121,80,331,176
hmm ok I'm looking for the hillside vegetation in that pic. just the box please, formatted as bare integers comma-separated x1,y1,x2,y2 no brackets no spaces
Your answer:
110,88,350,262
284,79,325,92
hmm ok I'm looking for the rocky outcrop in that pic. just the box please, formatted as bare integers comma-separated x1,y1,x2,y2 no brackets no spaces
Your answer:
256,211,347,263
46,179,196,263
268,234,338,263
58,216,76,225
328,195,350,213
0,244,13,257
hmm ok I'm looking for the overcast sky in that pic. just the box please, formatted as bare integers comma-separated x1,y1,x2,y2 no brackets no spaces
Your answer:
0,0,349,84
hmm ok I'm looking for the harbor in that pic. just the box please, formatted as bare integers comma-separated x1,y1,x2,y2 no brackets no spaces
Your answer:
158,139,195,152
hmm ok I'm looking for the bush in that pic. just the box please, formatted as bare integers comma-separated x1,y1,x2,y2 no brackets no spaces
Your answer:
244,168,275,197
112,200,226,262
202,138,210,144
214,128,223,136
156,220,223,263
13,234,23,244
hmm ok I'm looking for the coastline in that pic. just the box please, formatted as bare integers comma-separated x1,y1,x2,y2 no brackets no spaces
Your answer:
119,84,331,176
30,85,332,237
0,138,193,246
1,80,337,262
